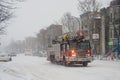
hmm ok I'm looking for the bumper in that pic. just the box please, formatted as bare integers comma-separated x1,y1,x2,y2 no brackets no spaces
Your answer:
0,58,11,62
66,56,93,63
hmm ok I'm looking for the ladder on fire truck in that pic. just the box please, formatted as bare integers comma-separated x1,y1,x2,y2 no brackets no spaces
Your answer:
53,31,87,44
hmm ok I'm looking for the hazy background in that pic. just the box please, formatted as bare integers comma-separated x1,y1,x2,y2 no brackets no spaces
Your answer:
0,0,112,48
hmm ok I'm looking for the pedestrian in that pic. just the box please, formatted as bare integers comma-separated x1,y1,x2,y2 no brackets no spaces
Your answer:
114,47,119,60
110,52,115,60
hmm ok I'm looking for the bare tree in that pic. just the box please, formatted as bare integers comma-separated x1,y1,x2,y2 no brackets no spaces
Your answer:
78,0,101,13
61,12,76,33
61,12,81,33
0,0,24,34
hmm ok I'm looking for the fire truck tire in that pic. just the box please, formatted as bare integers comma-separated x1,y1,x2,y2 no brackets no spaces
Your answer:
63,56,66,62
83,62,88,67
50,55,55,63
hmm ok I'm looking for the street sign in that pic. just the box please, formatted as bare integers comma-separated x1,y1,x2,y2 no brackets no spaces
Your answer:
92,34,99,39
108,41,113,46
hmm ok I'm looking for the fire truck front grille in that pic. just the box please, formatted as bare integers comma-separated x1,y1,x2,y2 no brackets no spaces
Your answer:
77,50,86,57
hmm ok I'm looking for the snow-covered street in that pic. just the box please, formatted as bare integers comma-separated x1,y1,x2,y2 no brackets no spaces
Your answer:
0,54,120,80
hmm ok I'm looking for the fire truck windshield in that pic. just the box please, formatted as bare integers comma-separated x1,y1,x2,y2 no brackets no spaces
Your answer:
69,40,91,50
77,41,91,50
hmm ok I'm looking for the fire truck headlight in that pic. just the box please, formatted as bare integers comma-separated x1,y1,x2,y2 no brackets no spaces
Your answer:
87,54,91,56
86,50,91,56
71,50,76,57
72,50,75,53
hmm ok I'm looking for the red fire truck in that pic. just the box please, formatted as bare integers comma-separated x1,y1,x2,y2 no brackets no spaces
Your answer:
47,32,93,66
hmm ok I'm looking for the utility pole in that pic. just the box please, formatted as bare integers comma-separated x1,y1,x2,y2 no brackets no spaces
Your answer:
101,15,106,56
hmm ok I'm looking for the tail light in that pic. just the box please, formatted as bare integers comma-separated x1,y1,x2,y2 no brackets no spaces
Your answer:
71,50,77,57
86,50,91,56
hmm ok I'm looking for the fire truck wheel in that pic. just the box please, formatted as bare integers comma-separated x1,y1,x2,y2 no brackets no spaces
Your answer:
50,55,55,63
83,62,88,67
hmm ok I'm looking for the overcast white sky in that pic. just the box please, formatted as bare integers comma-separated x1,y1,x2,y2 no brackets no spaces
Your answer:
0,0,112,48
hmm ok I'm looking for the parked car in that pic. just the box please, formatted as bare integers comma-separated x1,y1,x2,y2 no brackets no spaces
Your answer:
8,52,17,57
0,54,12,62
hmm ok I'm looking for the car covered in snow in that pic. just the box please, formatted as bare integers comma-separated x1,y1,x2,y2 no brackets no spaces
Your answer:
0,54,12,62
